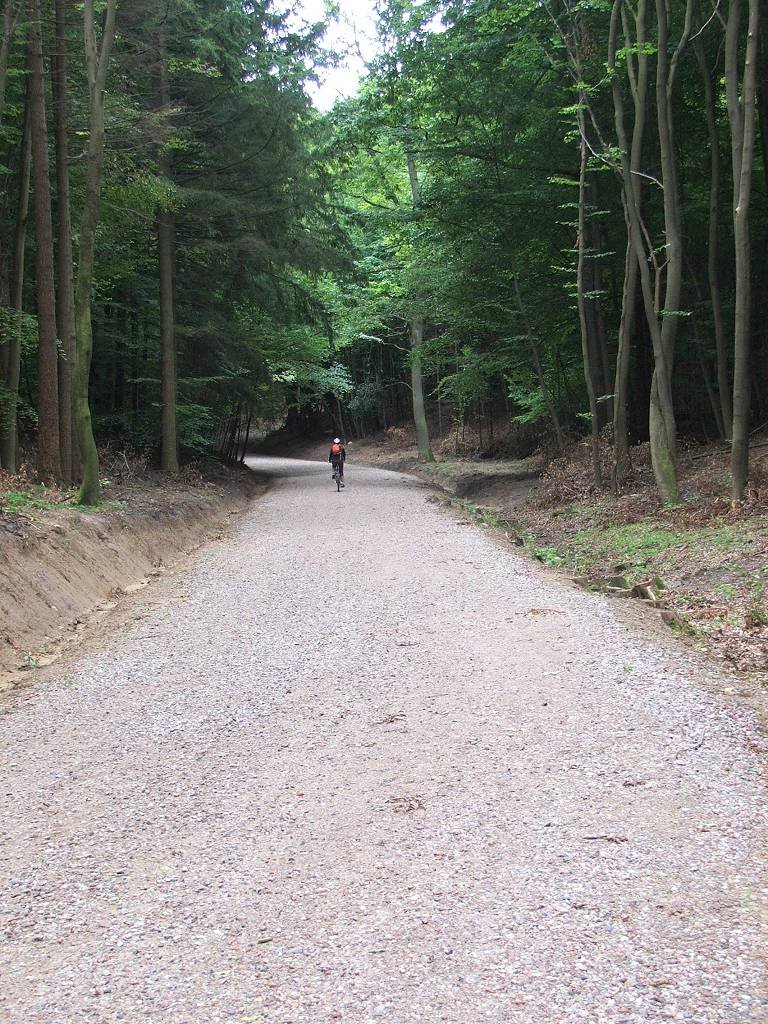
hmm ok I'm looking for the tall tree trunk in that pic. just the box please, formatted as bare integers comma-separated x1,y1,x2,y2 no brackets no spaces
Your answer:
591,246,611,409
0,92,31,473
576,111,602,486
410,314,433,461
73,0,118,505
239,407,252,463
612,0,647,487
0,0,22,406
649,0,692,502
158,209,178,471
726,0,760,499
612,236,637,488
693,5,732,436
587,174,612,415
405,151,433,462
27,0,61,483
610,0,679,502
156,31,178,474
52,0,77,483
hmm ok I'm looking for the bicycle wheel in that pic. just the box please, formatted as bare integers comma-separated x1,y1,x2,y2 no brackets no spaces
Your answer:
336,469,341,492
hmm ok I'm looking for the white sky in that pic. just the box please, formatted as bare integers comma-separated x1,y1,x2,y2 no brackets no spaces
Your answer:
294,0,379,110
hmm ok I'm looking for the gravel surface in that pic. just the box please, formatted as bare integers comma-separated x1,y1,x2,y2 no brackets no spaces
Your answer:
1,456,767,1024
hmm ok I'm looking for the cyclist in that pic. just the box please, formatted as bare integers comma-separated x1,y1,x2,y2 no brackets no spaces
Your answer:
329,437,346,487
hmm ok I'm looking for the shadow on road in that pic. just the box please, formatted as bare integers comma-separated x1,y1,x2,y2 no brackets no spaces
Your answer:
246,455,331,479
245,455,431,496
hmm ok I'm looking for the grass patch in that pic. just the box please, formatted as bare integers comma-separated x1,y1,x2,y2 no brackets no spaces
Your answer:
523,537,566,567
746,577,768,628
428,461,462,476
0,485,130,515
567,521,751,581
2,486,67,514
449,497,521,533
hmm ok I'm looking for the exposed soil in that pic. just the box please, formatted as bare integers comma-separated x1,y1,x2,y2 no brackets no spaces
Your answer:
0,463,259,685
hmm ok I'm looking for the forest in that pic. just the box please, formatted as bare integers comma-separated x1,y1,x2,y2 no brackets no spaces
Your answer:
0,0,765,506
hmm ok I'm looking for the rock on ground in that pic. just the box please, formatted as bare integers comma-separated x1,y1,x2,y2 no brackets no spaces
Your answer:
1,456,767,1024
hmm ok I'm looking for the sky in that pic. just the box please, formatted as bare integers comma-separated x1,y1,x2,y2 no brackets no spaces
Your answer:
293,0,379,111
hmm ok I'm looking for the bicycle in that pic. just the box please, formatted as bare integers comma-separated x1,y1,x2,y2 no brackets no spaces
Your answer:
331,461,345,491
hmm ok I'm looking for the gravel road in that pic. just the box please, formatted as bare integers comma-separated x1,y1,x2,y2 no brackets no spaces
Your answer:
2,456,767,1024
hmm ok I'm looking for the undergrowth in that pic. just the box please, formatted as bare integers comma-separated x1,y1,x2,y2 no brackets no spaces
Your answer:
515,439,768,675
2,485,74,514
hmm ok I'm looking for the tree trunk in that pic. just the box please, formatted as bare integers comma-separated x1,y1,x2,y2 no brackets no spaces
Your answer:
405,151,433,462
0,0,22,401
52,0,77,483
726,0,760,499
609,0,679,502
73,0,118,505
651,0,693,502
27,0,61,483
131,309,142,428
158,207,178,470
576,112,602,486
0,92,31,473
693,6,732,436
410,315,433,461
612,0,648,487
239,407,252,463
156,31,178,474
587,174,612,416
612,236,637,488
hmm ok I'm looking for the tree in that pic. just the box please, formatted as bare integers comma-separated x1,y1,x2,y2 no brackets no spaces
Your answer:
73,0,118,505
693,0,731,439
405,152,433,462
726,0,760,500
154,26,178,474
0,91,32,473
28,0,62,483
52,0,77,483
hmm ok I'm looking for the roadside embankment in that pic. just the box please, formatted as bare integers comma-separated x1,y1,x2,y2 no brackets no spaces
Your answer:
0,464,259,682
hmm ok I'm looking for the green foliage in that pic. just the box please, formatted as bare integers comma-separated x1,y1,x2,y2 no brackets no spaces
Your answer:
51,0,346,461
2,486,70,513
746,577,768,628
535,546,566,567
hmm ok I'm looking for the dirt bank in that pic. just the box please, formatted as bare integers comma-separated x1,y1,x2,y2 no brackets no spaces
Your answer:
0,466,259,683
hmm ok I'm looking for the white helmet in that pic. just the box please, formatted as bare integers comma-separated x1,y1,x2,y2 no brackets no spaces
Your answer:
333,438,341,443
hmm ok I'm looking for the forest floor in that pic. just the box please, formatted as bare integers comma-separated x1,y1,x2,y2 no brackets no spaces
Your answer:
0,455,259,685
1,454,767,1022
313,428,768,680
